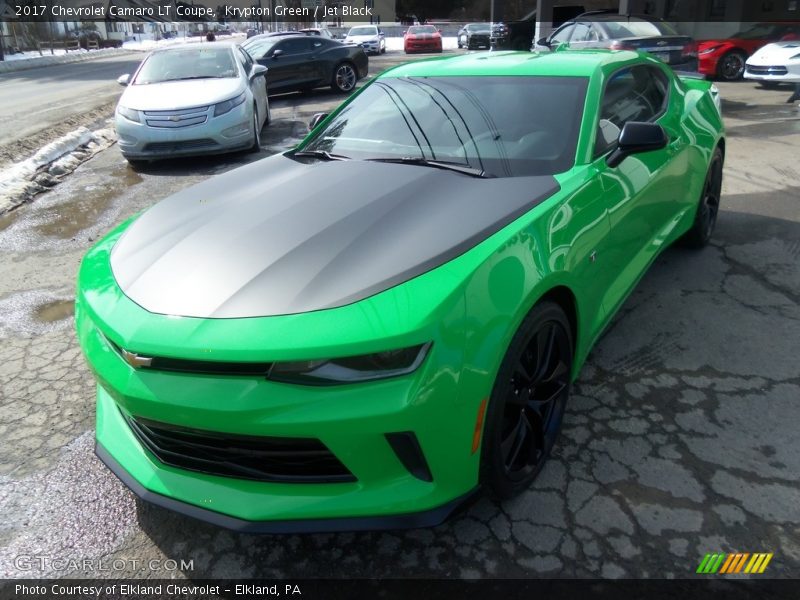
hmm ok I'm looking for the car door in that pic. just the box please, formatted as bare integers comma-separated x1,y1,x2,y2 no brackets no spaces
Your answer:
592,65,684,315
237,47,267,123
264,37,316,92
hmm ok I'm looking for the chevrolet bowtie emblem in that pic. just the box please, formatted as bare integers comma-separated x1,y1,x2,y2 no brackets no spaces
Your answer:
169,115,181,122
121,349,153,368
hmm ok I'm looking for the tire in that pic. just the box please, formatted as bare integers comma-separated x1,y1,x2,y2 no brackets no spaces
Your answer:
511,36,529,51
249,105,261,153
480,301,573,499
716,50,747,81
681,146,723,248
331,62,357,93
125,158,147,169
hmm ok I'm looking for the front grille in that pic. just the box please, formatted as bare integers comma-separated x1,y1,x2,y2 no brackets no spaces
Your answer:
125,414,356,483
746,65,788,76
144,106,209,129
143,139,219,153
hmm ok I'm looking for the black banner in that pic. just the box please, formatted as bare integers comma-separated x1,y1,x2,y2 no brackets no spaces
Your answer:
2,579,800,600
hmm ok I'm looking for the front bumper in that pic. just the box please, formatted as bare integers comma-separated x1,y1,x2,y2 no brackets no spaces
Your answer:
76,224,484,529
115,102,253,159
744,62,800,82
357,40,382,54
405,40,442,53
96,441,478,533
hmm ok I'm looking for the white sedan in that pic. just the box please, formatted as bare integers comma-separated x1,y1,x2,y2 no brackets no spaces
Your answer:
114,43,270,164
744,41,800,86
344,25,386,55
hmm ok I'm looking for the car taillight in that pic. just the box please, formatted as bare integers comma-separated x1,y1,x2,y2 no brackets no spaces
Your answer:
682,41,698,57
610,40,634,51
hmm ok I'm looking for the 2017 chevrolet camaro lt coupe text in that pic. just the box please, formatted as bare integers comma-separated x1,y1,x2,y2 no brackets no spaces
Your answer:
77,50,724,533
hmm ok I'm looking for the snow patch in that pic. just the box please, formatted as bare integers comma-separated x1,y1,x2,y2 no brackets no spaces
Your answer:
0,127,116,215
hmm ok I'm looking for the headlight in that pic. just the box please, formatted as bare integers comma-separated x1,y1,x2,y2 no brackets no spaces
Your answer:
268,343,431,385
117,106,140,123
699,46,720,55
213,91,246,117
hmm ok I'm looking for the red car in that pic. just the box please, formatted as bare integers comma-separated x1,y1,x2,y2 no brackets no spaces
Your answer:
698,22,800,81
404,25,443,54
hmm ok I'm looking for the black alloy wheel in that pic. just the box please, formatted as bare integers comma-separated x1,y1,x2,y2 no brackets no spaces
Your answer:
682,147,723,248
332,62,357,93
717,50,747,81
481,301,572,498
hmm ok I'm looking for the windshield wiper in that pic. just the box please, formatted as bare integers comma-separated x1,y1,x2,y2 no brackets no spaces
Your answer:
292,150,351,161
162,75,223,82
366,157,489,178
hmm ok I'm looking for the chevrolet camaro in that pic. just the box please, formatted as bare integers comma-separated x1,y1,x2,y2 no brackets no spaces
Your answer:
77,50,725,533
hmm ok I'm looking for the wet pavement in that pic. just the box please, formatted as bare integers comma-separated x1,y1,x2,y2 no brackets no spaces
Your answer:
0,67,799,580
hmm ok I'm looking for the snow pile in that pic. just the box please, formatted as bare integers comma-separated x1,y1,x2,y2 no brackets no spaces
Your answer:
0,126,116,215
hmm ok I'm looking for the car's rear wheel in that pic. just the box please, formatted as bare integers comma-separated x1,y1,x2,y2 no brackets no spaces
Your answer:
332,62,357,93
716,50,746,81
480,301,572,499
682,147,723,248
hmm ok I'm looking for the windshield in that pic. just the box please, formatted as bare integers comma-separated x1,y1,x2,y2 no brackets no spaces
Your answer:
299,76,588,177
349,26,378,36
409,26,438,34
603,19,679,38
134,48,237,85
731,23,792,39
469,23,491,32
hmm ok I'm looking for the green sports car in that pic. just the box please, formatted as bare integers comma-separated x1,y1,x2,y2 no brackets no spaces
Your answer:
76,49,724,532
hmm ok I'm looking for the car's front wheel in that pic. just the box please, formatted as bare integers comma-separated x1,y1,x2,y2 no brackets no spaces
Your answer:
249,105,261,153
716,50,747,81
682,146,723,248
332,62,357,93
480,301,572,499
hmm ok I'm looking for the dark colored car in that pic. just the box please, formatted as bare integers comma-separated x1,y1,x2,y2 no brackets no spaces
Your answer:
242,34,369,94
457,23,491,50
535,12,698,72
301,28,335,40
697,22,800,81
491,5,586,50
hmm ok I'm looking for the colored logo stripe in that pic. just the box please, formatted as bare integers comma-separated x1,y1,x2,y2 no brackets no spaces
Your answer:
698,553,773,574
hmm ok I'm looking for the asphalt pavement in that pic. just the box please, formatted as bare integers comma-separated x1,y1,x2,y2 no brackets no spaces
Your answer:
0,55,798,580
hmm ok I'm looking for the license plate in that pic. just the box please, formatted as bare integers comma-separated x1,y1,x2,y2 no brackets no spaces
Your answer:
652,51,670,63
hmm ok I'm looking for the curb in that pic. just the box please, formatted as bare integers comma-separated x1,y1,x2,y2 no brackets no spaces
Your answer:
0,48,140,74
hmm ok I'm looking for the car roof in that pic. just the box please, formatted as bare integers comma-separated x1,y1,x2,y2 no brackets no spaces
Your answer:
150,42,237,54
382,49,644,79
574,11,663,22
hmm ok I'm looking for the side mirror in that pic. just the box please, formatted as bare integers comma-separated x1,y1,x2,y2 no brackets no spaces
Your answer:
271,49,283,58
308,112,328,130
438,28,443,33
607,122,668,168
537,37,551,48
117,73,130,86
250,64,268,79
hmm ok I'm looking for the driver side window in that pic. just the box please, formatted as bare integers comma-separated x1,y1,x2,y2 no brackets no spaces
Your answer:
550,24,575,45
595,65,669,156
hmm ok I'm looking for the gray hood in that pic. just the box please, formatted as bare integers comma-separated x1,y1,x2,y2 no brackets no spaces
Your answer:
111,155,559,318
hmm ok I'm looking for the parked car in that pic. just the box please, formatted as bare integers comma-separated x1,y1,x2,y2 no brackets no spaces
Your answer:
534,11,698,72
113,43,269,164
744,40,800,87
344,25,386,55
457,22,491,49
242,33,369,94
491,4,585,50
78,49,724,533
698,22,800,81
404,25,443,53
301,28,334,40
